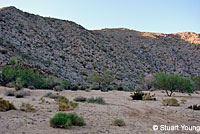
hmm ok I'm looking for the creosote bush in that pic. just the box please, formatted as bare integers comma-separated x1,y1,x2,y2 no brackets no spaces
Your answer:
162,98,180,106
50,112,85,129
0,98,16,112
152,72,194,96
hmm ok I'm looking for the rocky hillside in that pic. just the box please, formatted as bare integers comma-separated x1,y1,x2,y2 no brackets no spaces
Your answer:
0,6,200,89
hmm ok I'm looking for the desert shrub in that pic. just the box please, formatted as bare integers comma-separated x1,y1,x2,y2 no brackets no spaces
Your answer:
15,90,30,98
0,98,16,112
4,90,15,96
192,76,200,90
6,81,15,88
70,85,79,91
130,91,145,100
28,86,35,89
188,104,200,110
162,98,180,106
55,96,78,111
20,103,36,112
180,99,187,104
0,64,45,88
14,77,24,91
61,81,71,90
53,85,64,91
130,91,156,101
59,103,72,111
50,112,85,128
152,72,194,96
0,63,71,90
74,96,87,102
44,92,61,99
87,97,106,105
142,93,156,101
88,70,115,91
113,119,126,127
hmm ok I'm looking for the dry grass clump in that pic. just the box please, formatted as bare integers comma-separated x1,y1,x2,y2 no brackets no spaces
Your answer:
20,103,36,112
162,98,180,106
0,98,16,112
55,96,78,111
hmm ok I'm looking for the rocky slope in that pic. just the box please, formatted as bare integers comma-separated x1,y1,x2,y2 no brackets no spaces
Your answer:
0,6,200,89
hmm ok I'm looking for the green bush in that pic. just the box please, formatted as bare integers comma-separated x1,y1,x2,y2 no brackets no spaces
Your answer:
0,98,16,112
0,64,45,88
0,63,71,90
87,97,106,104
50,113,85,128
88,70,115,91
152,72,194,96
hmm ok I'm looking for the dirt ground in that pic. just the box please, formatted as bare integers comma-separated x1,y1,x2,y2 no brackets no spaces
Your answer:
0,86,200,134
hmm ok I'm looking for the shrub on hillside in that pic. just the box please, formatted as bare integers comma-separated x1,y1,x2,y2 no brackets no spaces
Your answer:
0,63,71,90
50,112,85,128
162,98,180,106
88,70,115,91
152,72,194,96
0,98,16,112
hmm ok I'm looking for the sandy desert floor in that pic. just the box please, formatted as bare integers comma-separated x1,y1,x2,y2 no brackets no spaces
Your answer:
0,86,200,134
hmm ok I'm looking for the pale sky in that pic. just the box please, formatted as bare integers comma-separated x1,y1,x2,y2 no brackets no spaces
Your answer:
0,0,199,33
